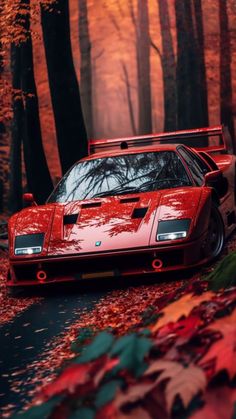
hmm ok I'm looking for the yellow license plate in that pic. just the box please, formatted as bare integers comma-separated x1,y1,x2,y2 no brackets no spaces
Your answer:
81,271,115,279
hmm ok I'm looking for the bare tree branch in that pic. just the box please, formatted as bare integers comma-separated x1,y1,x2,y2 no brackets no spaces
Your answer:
120,59,137,135
93,49,105,63
127,0,137,28
150,36,162,63
117,0,125,18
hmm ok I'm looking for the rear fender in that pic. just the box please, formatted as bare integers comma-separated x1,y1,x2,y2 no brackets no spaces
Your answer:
191,188,212,240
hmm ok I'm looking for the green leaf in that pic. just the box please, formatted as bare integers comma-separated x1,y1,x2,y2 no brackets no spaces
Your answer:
12,397,62,419
95,380,122,408
232,402,236,419
77,331,114,364
69,407,95,419
138,329,151,337
207,251,236,291
71,328,95,353
110,334,151,377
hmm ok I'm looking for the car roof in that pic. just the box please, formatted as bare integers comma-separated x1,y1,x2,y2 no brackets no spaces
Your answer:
79,143,181,162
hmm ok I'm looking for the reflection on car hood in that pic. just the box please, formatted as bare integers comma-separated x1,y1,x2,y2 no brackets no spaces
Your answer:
13,187,203,257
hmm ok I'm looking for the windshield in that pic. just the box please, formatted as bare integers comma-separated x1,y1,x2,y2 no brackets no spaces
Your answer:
48,151,192,203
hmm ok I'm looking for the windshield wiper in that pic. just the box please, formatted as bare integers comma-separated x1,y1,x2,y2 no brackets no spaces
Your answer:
138,178,190,190
92,185,139,198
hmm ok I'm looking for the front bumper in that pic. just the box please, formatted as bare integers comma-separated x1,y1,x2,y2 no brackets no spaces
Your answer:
7,234,207,286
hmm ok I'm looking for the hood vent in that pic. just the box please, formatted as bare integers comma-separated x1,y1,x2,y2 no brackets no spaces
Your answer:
132,207,148,219
64,214,78,225
81,202,101,209
120,197,139,204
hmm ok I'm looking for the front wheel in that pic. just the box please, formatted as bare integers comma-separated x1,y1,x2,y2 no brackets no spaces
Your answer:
202,205,224,261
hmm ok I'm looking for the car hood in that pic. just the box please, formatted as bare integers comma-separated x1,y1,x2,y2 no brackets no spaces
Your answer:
12,187,204,257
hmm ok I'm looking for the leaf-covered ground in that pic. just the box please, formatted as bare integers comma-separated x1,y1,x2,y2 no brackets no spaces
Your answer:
0,250,41,326
2,232,236,419
12,259,236,419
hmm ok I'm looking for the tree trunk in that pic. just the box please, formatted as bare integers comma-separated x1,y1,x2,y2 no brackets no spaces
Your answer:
41,0,88,174
158,0,177,131
175,0,191,129
20,0,53,204
137,0,152,134
8,44,23,213
219,0,235,143
193,0,209,127
121,61,136,135
175,0,208,145
78,0,94,139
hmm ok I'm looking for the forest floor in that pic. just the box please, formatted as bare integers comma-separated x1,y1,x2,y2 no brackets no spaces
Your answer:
1,233,236,418
0,251,42,326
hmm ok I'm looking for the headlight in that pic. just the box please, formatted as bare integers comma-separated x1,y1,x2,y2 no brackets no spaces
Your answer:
157,219,191,242
14,233,44,256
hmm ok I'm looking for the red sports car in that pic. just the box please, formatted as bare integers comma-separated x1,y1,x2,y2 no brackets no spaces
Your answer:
7,125,236,286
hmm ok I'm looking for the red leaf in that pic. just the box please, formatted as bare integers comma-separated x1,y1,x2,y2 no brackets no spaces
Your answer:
151,292,213,332
96,402,118,419
94,357,119,386
199,308,236,380
158,316,202,338
191,386,236,419
42,362,95,398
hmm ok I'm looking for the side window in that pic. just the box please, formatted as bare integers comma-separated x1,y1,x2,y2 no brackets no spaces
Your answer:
198,151,219,171
186,149,211,175
178,147,205,186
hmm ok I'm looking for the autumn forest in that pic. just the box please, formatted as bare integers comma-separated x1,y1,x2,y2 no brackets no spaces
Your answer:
0,0,235,214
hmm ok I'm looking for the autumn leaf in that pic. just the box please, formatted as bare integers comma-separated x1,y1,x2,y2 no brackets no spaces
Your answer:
233,402,236,419
77,331,114,364
144,360,206,412
157,316,202,339
207,251,236,291
191,386,236,419
95,380,122,408
41,363,96,398
69,407,95,419
13,396,63,419
110,334,151,377
199,308,236,379
117,407,152,419
94,357,119,386
95,402,118,419
114,380,158,408
151,292,214,333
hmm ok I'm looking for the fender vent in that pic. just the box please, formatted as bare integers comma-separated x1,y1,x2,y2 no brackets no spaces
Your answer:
63,214,78,225
81,202,101,209
120,197,139,204
132,207,148,219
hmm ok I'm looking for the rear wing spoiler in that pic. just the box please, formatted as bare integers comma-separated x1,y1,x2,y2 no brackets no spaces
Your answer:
89,125,234,155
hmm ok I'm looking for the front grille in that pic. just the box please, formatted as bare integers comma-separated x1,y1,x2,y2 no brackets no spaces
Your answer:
13,249,184,281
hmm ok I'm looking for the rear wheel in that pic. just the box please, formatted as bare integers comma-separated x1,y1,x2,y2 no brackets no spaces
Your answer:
203,205,224,261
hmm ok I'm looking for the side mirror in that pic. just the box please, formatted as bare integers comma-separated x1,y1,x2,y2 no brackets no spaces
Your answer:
204,170,228,198
23,193,37,206
204,170,222,186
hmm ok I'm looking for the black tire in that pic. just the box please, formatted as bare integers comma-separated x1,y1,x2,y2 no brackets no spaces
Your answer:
203,205,224,261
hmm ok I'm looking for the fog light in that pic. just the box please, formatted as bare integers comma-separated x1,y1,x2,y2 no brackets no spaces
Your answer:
157,231,187,241
15,246,42,255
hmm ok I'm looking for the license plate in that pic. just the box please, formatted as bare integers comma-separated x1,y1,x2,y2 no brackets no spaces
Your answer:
81,271,115,279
